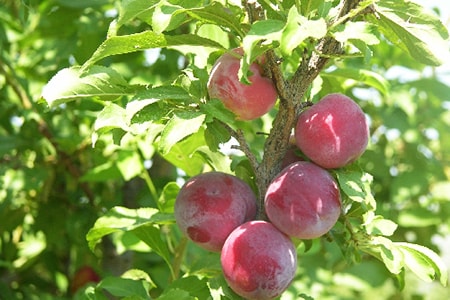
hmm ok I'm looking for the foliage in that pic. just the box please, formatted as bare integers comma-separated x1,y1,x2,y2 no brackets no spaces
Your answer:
1,0,450,299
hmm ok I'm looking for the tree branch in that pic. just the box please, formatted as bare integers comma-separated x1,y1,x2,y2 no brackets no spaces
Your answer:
250,0,364,219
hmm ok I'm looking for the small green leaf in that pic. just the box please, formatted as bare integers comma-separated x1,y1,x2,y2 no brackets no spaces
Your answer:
371,0,450,66
162,276,211,300
86,206,175,251
159,111,206,155
333,21,379,45
41,66,130,108
241,19,285,82
158,182,180,213
117,0,159,28
362,236,404,275
94,102,129,133
200,99,237,124
131,224,174,277
281,7,327,55
336,169,376,210
96,276,151,299
395,242,448,286
184,2,245,38
161,129,207,176
363,212,398,236
204,119,231,151
158,289,194,300
323,68,390,96
116,150,145,181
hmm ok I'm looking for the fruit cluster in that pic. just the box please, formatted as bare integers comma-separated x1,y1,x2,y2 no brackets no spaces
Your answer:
174,48,369,299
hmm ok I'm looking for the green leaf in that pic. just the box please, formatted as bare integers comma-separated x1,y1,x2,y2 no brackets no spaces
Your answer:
80,161,122,182
116,150,145,181
131,224,174,278
96,276,151,299
200,99,237,124
159,111,206,155
184,2,245,38
362,236,404,275
41,66,130,108
94,102,129,133
363,212,398,236
241,19,285,82
281,7,327,55
333,21,379,45
395,242,448,286
204,119,231,151
162,276,211,300
86,206,175,251
336,169,376,210
323,68,390,96
161,129,206,176
158,182,180,213
371,0,449,66
83,31,223,68
158,289,194,300
117,0,159,28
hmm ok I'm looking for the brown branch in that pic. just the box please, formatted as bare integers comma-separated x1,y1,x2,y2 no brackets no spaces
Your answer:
239,0,365,219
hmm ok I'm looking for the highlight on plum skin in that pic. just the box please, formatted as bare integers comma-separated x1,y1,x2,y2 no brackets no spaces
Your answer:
294,93,369,169
207,47,278,121
174,171,257,252
221,220,297,300
265,161,342,239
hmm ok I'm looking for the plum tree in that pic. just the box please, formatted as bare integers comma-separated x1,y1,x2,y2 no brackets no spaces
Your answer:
207,48,278,120
174,172,257,252
265,161,341,239
221,220,297,300
294,93,369,169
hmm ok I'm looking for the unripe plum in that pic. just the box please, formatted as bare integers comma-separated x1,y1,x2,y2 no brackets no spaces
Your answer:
207,48,278,120
294,93,369,169
221,221,297,300
265,161,341,239
174,172,257,252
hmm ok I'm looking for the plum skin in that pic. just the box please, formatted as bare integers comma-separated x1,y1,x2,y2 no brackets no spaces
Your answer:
221,220,297,300
174,172,257,252
294,93,369,169
264,161,341,239
207,48,278,120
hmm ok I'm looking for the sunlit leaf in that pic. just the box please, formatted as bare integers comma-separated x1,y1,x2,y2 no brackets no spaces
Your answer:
395,242,448,286
336,169,376,210
118,0,159,28
159,111,206,155
371,0,449,66
281,7,327,55
41,66,130,108
86,206,175,251
333,21,379,45
323,68,390,95
83,31,223,68
96,276,151,299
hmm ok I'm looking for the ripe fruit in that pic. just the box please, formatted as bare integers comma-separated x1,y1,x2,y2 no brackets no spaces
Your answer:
294,93,369,169
174,172,257,252
70,266,100,294
207,48,278,120
265,161,341,239
221,221,297,300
